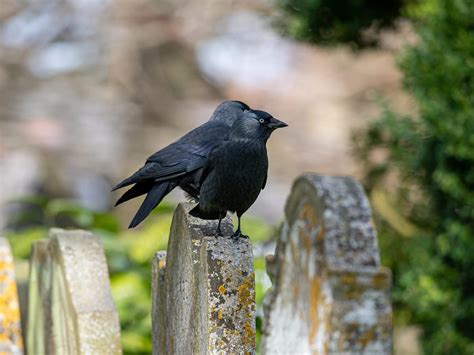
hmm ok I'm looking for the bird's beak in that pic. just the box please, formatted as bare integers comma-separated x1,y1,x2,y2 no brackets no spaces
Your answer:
268,118,288,130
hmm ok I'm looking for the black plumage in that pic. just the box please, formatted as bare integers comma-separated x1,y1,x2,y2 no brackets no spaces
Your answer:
112,100,287,239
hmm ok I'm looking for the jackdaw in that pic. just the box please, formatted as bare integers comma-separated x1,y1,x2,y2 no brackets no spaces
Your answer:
112,100,287,239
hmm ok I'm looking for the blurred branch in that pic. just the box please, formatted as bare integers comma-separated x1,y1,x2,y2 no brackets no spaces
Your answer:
371,188,419,238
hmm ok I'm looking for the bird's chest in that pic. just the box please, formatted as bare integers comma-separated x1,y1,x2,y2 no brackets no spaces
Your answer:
211,142,268,204
221,143,267,185
199,140,268,213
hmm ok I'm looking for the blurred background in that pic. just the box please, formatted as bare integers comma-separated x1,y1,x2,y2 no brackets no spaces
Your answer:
0,0,473,354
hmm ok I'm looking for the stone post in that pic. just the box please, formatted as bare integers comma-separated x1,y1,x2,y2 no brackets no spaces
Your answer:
0,237,23,354
151,203,256,354
261,174,392,354
27,228,121,354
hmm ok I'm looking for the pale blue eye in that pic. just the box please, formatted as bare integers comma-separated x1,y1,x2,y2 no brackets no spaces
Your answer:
259,118,265,124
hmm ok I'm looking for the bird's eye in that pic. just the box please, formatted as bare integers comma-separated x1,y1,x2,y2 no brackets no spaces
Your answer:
259,118,265,124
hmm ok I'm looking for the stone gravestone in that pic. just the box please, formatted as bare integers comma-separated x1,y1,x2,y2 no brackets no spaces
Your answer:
262,174,392,354
27,229,121,355
0,237,23,354
151,203,256,355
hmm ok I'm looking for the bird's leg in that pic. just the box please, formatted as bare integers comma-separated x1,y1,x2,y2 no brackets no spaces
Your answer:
231,215,249,240
216,212,224,237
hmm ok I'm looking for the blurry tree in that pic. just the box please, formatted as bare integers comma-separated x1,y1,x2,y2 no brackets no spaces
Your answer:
277,0,412,47
354,0,474,353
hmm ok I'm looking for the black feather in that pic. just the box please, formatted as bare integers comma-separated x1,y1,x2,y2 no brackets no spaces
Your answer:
128,182,175,228
189,204,221,220
115,181,154,206
112,162,187,191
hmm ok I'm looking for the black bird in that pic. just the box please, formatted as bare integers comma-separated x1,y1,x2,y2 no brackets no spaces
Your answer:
112,100,287,239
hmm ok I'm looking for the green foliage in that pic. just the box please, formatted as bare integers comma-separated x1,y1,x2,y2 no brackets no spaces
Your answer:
6,196,120,233
277,0,409,47
5,198,273,354
355,0,474,353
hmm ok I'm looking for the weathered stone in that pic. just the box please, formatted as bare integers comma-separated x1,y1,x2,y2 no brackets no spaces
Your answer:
152,203,256,355
151,251,167,355
0,238,23,354
13,260,29,350
262,174,392,354
27,229,121,355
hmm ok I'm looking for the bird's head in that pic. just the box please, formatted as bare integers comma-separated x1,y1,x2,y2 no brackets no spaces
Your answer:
231,105,288,141
209,100,251,126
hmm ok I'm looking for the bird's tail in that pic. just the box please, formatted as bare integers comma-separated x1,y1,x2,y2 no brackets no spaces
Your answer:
128,181,176,228
115,181,154,206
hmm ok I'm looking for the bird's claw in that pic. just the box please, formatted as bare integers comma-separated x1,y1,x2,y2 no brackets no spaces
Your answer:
231,231,248,241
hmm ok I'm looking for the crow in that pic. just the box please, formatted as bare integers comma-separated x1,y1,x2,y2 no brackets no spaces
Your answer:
112,100,287,239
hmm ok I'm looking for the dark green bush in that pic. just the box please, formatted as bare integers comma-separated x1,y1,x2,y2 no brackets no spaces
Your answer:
355,0,474,353
277,0,409,47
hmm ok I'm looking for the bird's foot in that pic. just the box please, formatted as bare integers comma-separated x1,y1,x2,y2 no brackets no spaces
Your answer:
231,231,249,241
215,228,224,237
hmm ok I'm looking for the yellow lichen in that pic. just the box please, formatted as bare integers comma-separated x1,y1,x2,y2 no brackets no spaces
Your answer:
372,272,389,289
317,224,325,242
340,273,356,285
290,238,299,262
341,273,363,299
0,249,23,352
302,203,318,229
359,327,375,348
308,276,321,342
158,259,166,269
237,276,254,309
292,281,300,299
301,230,312,252
242,320,256,349
307,276,331,354
218,285,226,295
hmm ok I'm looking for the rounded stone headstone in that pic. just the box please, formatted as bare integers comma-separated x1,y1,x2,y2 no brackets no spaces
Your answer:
262,174,392,354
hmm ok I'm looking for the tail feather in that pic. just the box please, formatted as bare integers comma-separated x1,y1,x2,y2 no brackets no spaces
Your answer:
128,182,176,228
115,181,154,206
112,176,137,191
112,163,160,191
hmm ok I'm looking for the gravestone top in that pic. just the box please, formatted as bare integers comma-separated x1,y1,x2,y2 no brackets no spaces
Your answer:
262,174,392,354
151,203,256,354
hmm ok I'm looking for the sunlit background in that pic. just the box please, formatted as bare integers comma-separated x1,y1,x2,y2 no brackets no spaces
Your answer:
1,0,473,354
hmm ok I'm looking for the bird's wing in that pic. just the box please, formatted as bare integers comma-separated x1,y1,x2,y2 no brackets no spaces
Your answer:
112,121,229,191
111,160,190,190
146,122,228,161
